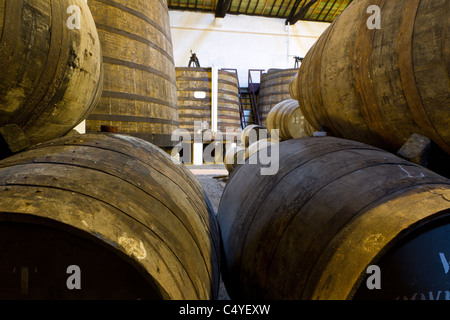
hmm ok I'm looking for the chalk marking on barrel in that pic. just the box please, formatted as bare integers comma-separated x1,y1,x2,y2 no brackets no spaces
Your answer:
118,234,147,260
398,165,425,178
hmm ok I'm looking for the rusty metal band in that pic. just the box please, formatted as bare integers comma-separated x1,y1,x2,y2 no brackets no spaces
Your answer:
103,56,176,86
93,0,173,43
176,76,211,82
95,23,174,64
310,25,336,132
398,0,447,152
351,0,393,148
22,0,69,130
87,114,179,126
0,0,21,79
100,90,178,110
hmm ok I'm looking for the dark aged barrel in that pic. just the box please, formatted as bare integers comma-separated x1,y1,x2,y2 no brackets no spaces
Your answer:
0,133,220,299
218,137,450,300
86,0,179,148
0,0,103,155
295,0,450,154
175,67,241,140
266,99,314,141
258,68,298,127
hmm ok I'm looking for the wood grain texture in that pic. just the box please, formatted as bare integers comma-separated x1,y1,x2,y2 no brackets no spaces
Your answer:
218,137,450,300
85,0,179,147
176,67,241,140
295,0,450,154
0,133,220,299
265,99,314,141
0,0,103,148
258,68,299,127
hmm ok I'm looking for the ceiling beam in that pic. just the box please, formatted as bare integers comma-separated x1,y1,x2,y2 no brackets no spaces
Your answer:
216,0,233,17
285,0,303,25
286,0,319,25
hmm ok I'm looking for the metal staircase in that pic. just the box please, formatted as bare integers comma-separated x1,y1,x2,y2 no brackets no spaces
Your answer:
237,70,263,128
221,68,263,129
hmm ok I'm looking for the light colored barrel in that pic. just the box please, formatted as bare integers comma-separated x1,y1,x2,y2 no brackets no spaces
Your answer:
240,124,268,148
85,0,179,147
258,68,299,127
289,73,299,101
295,0,450,154
266,99,314,141
0,133,220,299
224,145,246,175
176,67,241,140
218,137,450,300
0,0,103,154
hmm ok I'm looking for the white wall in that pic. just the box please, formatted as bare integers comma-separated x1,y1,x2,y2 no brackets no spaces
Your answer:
169,10,330,86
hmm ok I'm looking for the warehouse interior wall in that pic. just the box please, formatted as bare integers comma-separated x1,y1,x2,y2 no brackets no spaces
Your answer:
169,10,330,86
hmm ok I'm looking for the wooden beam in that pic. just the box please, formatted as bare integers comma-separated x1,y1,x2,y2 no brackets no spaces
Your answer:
285,0,303,24
216,0,232,17
286,0,319,24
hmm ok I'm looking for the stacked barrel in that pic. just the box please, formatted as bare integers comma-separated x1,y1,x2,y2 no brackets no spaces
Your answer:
0,0,221,299
0,0,103,158
85,0,179,147
257,68,298,127
218,0,450,301
175,67,241,140
294,0,449,154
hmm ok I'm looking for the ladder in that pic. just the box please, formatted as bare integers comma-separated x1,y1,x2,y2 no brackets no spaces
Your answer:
221,68,263,129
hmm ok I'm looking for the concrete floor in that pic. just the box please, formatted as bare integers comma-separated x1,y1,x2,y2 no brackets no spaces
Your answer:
187,164,231,300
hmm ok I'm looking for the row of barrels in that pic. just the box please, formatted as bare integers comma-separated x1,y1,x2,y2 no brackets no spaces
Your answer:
0,0,301,156
0,0,296,299
1,0,449,300
3,130,450,300
218,0,450,301
0,0,179,155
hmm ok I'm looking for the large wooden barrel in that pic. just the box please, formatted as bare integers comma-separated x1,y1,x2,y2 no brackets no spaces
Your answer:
0,0,103,155
85,0,179,148
176,67,241,140
224,145,246,175
258,68,298,127
218,137,450,300
295,0,450,154
241,124,268,148
266,99,314,141
0,133,220,300
289,73,299,101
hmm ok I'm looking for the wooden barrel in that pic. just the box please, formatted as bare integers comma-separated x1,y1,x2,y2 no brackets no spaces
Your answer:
258,68,298,127
266,99,314,141
224,145,246,175
289,73,299,101
295,0,450,154
244,139,275,161
85,0,179,148
0,133,220,300
218,137,450,300
176,67,241,140
0,0,103,155
240,124,268,148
